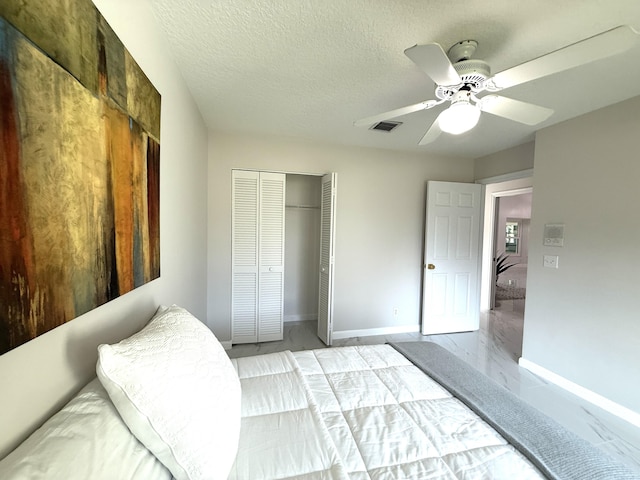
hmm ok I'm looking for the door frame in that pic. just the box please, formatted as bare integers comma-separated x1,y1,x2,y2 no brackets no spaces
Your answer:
477,172,533,311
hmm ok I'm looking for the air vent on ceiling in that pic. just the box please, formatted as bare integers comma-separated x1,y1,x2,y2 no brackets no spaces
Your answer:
370,121,402,132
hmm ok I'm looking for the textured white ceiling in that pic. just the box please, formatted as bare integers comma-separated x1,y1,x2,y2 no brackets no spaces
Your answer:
149,0,640,158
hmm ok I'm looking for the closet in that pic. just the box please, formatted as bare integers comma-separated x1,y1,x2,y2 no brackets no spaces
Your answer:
231,171,286,343
231,170,334,345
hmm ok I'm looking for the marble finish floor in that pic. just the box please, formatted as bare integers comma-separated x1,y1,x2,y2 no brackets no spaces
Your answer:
227,302,640,474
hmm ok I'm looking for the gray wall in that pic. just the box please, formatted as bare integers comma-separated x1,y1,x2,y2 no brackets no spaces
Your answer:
475,141,534,180
523,96,640,413
0,0,209,457
207,132,475,340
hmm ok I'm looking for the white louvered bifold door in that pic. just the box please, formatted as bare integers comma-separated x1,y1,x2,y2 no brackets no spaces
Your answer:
232,171,259,343
257,172,285,342
317,173,337,345
232,170,285,344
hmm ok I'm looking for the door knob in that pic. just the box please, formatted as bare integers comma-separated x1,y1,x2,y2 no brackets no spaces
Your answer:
427,264,436,270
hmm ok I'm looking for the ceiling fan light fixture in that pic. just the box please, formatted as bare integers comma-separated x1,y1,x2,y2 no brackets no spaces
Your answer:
438,99,481,135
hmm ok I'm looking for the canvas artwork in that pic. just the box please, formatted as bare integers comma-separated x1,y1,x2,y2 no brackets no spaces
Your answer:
0,0,161,355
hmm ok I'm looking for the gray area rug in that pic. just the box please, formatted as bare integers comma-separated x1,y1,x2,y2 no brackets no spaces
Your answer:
389,341,640,480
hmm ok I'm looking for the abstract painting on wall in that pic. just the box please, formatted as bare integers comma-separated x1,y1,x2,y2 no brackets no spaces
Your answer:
0,0,161,354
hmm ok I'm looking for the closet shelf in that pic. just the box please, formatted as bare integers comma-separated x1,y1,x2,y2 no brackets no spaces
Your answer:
285,204,320,210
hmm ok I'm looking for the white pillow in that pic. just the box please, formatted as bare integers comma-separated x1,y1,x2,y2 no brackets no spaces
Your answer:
96,305,240,480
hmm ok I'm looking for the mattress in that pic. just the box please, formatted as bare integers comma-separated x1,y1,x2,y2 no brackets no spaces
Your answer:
231,344,545,479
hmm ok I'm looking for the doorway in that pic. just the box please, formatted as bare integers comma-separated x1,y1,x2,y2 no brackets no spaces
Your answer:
284,174,322,324
479,175,533,356
479,176,533,310
284,173,336,346
493,193,532,313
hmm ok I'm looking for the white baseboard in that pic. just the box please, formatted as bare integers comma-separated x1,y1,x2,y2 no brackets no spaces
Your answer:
220,340,232,351
284,314,317,323
518,357,640,429
332,324,420,340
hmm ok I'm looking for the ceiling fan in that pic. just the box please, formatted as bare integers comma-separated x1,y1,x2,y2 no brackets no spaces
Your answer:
355,25,639,145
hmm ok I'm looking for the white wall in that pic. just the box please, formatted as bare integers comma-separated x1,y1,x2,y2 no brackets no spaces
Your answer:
522,96,640,414
0,0,209,457
208,132,475,340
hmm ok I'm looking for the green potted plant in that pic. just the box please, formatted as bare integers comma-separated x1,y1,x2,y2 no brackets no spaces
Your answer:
495,252,517,283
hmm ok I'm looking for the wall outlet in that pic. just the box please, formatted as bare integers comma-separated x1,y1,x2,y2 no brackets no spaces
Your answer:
543,255,559,269
393,307,398,318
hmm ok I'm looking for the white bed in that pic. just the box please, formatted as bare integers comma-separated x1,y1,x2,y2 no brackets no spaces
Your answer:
0,305,637,480
231,346,543,479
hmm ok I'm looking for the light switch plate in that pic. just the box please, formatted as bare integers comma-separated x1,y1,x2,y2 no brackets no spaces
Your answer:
543,255,559,269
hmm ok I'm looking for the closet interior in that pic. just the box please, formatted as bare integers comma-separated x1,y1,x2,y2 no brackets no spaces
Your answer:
284,174,322,324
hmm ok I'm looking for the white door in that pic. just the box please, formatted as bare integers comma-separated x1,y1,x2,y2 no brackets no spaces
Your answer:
232,170,259,343
257,172,285,342
317,173,337,345
231,170,285,344
422,181,482,335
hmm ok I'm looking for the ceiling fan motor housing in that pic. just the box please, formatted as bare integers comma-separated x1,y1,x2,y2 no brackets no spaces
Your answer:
435,59,491,99
454,60,491,87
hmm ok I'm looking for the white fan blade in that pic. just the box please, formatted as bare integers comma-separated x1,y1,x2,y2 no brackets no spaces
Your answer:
418,116,443,145
479,95,553,125
404,44,462,86
354,99,439,127
488,25,640,90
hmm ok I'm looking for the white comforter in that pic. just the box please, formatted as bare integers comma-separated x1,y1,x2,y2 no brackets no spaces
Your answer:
231,345,545,480
0,344,546,479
